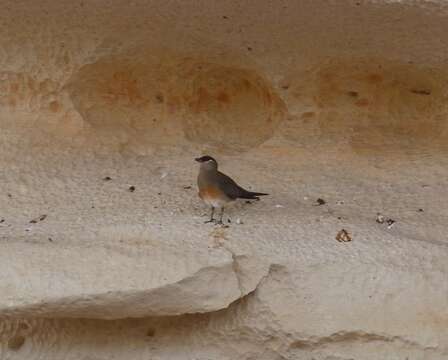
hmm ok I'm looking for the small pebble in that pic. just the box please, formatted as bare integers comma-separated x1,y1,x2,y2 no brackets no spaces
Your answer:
236,218,243,225
336,229,352,242
316,198,326,206
103,176,112,181
30,214,47,223
376,213,385,224
129,186,136,192
386,219,396,229
275,204,284,208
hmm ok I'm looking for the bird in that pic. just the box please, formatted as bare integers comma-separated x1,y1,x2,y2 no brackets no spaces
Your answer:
195,155,268,224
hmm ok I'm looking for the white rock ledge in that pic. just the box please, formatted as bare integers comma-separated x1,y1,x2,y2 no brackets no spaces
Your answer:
0,242,270,319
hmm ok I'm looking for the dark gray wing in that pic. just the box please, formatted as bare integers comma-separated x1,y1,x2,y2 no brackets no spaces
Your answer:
216,171,246,199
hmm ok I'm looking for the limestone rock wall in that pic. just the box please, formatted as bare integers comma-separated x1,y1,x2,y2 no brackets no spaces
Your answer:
1,1,448,359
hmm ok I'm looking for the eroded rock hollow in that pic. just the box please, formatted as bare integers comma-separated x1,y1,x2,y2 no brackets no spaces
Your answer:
1,1,448,359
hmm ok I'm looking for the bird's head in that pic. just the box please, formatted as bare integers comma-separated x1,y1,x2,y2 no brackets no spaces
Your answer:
195,155,218,171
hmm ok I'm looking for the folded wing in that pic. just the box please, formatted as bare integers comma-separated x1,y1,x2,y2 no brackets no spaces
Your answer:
217,172,268,200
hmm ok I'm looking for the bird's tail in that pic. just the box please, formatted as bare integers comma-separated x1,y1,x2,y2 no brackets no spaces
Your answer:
238,190,269,200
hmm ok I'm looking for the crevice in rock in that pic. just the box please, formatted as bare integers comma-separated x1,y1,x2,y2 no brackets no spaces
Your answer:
230,252,245,297
290,330,440,353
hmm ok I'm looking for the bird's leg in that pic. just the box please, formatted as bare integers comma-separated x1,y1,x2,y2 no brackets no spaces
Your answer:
216,207,225,225
204,207,215,223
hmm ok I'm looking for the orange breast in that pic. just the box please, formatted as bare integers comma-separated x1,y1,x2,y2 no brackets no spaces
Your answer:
199,186,223,200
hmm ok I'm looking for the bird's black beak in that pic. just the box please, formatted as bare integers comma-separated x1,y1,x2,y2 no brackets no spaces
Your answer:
195,157,201,162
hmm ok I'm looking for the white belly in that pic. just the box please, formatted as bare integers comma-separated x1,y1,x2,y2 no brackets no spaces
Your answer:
203,196,230,208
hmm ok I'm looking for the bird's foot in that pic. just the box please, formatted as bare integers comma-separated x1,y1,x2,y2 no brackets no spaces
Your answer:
204,219,216,224
215,220,229,228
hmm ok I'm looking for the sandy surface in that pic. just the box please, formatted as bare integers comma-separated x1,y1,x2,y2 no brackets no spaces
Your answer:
1,0,448,358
